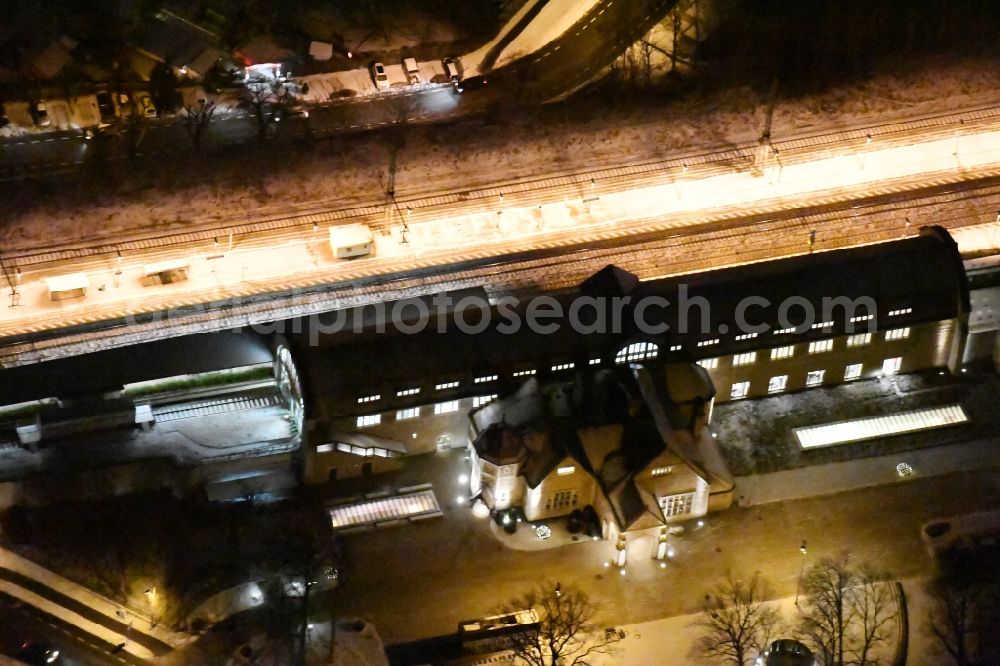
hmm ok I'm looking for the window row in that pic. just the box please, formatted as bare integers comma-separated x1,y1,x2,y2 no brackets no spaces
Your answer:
358,330,913,403
357,394,499,426
728,357,902,399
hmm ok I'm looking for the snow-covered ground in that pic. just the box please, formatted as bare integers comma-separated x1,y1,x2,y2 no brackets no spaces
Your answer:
3,57,999,253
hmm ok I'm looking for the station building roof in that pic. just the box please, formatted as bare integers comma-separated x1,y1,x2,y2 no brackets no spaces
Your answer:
0,330,273,407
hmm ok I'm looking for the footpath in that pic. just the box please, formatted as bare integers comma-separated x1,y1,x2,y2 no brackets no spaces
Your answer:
735,437,1000,507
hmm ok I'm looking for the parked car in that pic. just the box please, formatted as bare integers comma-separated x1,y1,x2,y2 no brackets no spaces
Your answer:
403,57,420,84
30,100,50,127
370,62,389,90
455,75,487,94
135,92,157,118
442,57,460,82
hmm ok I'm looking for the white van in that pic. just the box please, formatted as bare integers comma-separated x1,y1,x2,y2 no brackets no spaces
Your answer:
403,58,420,84
442,57,460,82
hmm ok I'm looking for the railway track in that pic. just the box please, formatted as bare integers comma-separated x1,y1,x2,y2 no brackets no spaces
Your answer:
2,171,999,368
6,95,1000,271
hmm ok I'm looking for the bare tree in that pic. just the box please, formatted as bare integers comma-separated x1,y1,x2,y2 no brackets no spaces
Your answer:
498,581,623,666
797,555,902,666
691,572,781,665
242,77,294,144
925,577,977,666
798,555,855,666
122,96,148,162
924,575,1000,666
182,99,217,150
847,565,897,666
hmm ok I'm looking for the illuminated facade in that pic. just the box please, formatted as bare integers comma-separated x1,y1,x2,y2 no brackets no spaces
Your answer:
322,227,969,430
467,364,733,557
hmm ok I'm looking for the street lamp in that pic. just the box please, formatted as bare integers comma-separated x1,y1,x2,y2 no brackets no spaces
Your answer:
795,540,807,606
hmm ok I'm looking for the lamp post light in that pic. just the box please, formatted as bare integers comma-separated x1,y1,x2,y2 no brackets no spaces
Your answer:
795,540,808,606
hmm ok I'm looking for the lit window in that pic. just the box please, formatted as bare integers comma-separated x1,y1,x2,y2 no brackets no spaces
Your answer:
616,342,658,363
847,333,872,347
357,414,381,427
768,375,788,393
735,332,758,341
806,370,826,387
771,345,795,360
774,326,797,335
651,466,673,477
473,394,498,408
697,338,720,347
811,321,834,330
546,489,578,511
697,358,719,369
882,357,902,375
435,381,459,390
733,352,757,366
888,308,912,317
844,363,863,380
659,492,694,517
885,328,910,341
396,407,420,420
588,358,601,366
434,401,460,415
357,394,380,404
730,381,750,400
513,369,536,377
551,363,575,372
669,344,682,351
850,314,874,323
397,387,421,397
809,339,833,354
474,375,498,384
556,466,576,476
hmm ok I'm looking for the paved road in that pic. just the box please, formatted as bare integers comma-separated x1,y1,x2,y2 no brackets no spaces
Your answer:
0,568,173,660
330,457,1000,645
0,0,675,179
0,593,143,665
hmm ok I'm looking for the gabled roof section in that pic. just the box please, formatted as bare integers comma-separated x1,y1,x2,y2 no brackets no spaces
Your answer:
580,265,640,298
577,423,624,483
570,369,634,426
521,431,564,488
472,422,527,467
607,478,664,530
632,364,712,481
